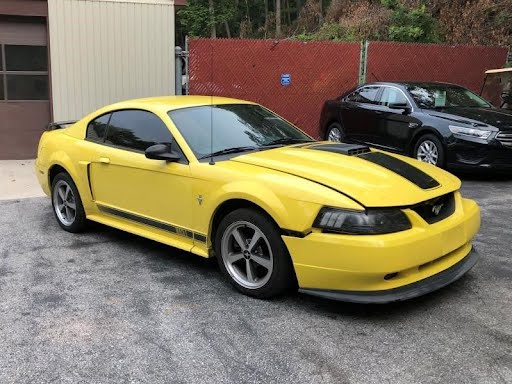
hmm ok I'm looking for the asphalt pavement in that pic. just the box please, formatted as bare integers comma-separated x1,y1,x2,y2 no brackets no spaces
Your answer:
0,176,511,383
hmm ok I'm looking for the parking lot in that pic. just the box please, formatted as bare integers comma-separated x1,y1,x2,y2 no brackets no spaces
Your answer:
0,175,511,384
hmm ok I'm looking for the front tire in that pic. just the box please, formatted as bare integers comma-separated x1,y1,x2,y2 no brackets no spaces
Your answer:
413,134,445,167
325,122,344,142
215,208,296,299
51,172,87,233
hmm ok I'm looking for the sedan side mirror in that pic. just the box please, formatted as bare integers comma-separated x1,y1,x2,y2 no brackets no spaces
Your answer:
388,102,412,115
145,144,181,162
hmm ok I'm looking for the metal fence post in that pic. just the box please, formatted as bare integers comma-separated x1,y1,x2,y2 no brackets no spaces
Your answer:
358,41,369,85
175,46,183,95
185,36,189,95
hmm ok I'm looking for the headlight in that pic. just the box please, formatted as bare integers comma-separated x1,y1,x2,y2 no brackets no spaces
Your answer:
449,125,492,140
313,207,411,235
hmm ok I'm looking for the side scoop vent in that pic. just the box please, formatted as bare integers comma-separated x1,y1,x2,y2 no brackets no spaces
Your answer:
309,143,371,156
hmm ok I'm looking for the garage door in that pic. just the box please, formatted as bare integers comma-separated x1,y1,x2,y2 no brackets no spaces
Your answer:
0,16,50,160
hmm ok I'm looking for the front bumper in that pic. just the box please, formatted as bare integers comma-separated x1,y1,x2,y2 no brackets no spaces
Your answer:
447,136,512,170
300,247,478,304
283,194,480,301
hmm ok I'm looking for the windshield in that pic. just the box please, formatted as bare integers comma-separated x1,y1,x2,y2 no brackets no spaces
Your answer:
406,84,492,109
168,104,312,158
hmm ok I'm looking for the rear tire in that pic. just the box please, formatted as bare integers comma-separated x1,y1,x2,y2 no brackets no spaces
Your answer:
325,122,344,142
51,172,87,233
413,134,445,168
215,208,297,299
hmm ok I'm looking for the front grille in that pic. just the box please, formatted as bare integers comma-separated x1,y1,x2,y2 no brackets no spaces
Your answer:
497,132,512,148
410,193,455,224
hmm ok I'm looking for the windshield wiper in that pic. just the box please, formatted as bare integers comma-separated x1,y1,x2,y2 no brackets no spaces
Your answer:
263,138,314,147
198,146,258,160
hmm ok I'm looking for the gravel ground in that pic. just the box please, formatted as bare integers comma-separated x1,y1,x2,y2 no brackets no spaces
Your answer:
0,176,511,384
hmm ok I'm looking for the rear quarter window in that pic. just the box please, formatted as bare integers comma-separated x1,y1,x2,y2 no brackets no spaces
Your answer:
86,113,111,142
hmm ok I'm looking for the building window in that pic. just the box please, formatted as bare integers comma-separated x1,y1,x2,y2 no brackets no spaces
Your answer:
0,44,49,101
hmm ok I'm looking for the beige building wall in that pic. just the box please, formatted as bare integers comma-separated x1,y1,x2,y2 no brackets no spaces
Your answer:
48,0,175,121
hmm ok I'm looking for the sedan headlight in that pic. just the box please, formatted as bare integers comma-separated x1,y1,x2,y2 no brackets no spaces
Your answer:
313,207,412,235
449,125,492,140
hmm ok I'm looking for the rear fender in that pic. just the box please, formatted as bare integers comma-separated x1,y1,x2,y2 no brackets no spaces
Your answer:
47,151,95,212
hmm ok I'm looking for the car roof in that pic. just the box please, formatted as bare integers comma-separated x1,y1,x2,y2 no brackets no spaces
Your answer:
104,95,256,113
364,81,465,88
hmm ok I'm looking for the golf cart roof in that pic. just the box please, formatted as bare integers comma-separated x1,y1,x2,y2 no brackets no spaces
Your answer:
485,68,512,74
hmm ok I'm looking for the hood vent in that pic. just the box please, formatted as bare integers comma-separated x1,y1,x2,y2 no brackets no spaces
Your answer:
309,143,371,156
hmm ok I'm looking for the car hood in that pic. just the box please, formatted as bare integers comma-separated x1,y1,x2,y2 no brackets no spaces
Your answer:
232,143,460,208
424,107,512,130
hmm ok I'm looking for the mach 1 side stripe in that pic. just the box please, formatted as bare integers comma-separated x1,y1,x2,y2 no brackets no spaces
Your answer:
98,205,207,244
358,152,440,189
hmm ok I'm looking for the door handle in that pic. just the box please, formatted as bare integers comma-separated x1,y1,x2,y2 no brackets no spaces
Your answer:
99,157,110,164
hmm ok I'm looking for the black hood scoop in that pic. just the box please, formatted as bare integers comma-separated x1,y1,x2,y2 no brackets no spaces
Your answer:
309,143,371,156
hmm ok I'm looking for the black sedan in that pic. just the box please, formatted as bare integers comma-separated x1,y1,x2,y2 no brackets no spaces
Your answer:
320,82,512,170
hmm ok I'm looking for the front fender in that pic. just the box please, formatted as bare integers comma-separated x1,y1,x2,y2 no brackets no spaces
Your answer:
206,180,290,229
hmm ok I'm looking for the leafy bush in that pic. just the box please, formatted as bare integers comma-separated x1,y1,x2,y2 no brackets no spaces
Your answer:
383,1,440,42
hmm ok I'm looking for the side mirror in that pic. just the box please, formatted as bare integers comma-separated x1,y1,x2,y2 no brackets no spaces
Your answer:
388,103,412,114
145,144,180,162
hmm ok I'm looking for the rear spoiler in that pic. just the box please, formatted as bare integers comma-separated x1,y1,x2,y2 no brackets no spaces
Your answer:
47,120,77,131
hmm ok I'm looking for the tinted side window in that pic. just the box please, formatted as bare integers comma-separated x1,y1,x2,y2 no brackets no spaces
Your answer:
379,87,409,106
86,113,111,142
345,86,380,104
105,110,173,152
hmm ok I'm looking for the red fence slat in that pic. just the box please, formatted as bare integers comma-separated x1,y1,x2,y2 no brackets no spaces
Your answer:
189,39,509,137
366,42,508,97
189,38,361,136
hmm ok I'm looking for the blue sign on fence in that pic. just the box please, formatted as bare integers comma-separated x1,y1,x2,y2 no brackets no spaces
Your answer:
280,74,291,86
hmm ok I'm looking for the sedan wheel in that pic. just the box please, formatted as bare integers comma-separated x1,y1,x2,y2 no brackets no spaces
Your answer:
326,123,344,142
215,208,297,298
416,140,439,165
413,134,445,168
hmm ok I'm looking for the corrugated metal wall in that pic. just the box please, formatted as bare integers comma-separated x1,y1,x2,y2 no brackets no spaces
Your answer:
48,0,175,121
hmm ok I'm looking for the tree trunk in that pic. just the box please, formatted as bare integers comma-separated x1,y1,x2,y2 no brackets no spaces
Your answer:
224,20,231,38
286,0,291,25
276,0,281,38
318,0,323,24
209,0,216,38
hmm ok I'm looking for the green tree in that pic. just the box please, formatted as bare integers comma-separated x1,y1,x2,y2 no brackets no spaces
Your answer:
382,0,440,43
178,0,237,38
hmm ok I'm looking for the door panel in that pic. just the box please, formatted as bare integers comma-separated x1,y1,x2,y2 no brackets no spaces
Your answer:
374,87,421,152
341,86,381,144
90,146,193,233
375,110,422,152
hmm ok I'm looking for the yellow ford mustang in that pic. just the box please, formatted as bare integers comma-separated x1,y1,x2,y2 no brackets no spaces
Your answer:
36,96,480,303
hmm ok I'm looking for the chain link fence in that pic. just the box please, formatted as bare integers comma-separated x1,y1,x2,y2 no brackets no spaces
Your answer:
189,38,361,136
188,39,508,137
365,42,508,93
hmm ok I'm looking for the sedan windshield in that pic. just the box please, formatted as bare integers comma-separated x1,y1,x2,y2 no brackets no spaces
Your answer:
406,84,492,109
168,104,313,159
